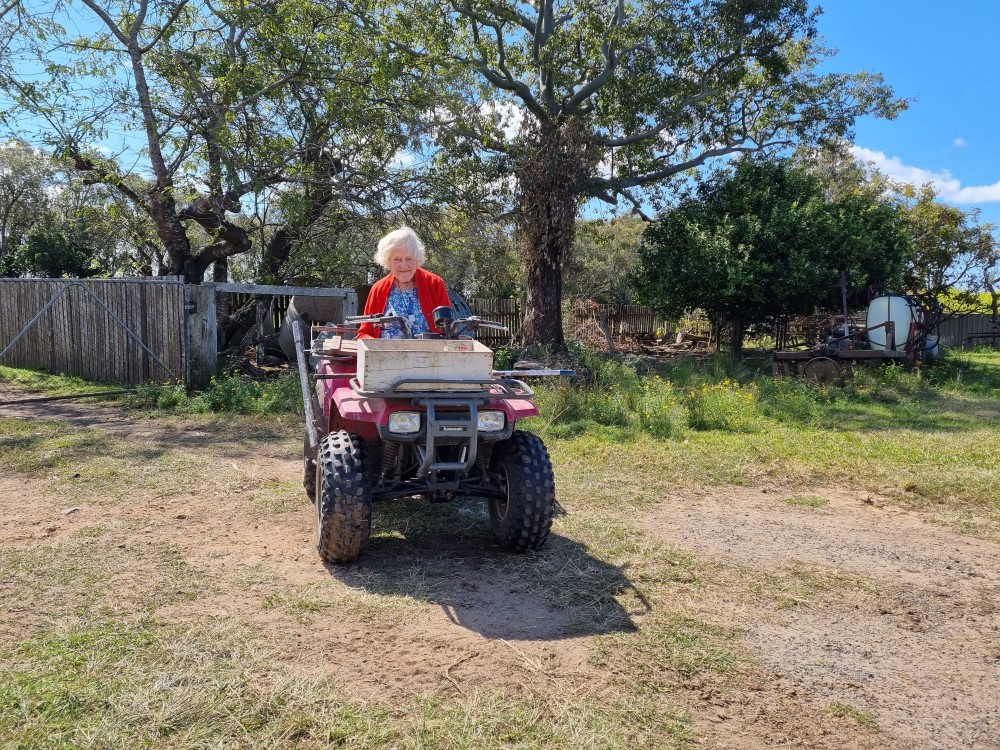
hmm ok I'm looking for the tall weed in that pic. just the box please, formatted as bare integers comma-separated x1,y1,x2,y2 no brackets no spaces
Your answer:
684,381,760,432
128,374,302,415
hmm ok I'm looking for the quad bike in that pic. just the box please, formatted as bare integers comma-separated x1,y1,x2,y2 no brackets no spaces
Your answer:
292,306,561,564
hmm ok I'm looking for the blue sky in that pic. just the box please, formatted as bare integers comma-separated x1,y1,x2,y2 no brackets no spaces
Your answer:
816,1,1000,232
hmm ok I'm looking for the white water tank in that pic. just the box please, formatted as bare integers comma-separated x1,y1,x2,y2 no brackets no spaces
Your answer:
866,296,922,351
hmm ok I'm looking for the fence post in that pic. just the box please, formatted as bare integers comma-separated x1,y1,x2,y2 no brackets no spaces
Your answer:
186,284,218,388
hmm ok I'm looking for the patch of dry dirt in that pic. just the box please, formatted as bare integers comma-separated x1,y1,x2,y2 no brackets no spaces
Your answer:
645,486,1000,750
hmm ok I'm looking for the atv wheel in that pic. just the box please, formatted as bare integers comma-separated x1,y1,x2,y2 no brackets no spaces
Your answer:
488,431,556,552
316,431,372,563
303,430,317,500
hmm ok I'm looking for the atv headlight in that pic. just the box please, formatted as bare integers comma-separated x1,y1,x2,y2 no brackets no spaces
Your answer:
477,410,505,432
388,411,421,434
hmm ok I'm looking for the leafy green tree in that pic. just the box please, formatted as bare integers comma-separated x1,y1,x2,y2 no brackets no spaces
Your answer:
0,140,54,274
802,143,999,322
391,0,903,345
566,216,644,303
897,185,997,321
2,0,441,283
634,158,909,354
16,227,98,278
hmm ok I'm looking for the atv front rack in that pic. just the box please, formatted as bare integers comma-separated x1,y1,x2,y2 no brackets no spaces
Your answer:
348,376,534,400
348,376,533,487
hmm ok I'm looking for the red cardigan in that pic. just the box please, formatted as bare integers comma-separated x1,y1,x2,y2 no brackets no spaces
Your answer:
356,267,450,339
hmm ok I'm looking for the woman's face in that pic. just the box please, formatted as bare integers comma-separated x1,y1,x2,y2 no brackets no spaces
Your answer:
387,245,417,286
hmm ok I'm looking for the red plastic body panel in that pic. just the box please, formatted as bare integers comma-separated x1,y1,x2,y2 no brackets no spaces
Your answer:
314,355,538,441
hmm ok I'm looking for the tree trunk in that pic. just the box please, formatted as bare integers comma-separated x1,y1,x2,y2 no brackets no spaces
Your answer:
516,118,595,347
147,193,194,280
520,225,566,346
729,309,745,358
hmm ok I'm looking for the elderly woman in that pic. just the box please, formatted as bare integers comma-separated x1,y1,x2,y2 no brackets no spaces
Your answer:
356,227,450,339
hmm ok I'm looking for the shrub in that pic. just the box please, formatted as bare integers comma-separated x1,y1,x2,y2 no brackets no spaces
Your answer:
685,380,760,432
585,386,633,427
127,374,302,415
637,378,683,437
756,377,825,426
199,374,302,414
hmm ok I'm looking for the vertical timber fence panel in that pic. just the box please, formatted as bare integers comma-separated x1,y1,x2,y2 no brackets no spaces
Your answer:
468,298,521,345
0,278,187,386
466,298,668,347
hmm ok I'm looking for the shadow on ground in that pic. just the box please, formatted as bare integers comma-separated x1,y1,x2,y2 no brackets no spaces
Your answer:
325,497,648,641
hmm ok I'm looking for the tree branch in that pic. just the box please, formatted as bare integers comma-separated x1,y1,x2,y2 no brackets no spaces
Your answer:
71,152,145,208
452,3,547,118
138,0,191,54
0,0,20,20
589,138,791,192
79,0,131,46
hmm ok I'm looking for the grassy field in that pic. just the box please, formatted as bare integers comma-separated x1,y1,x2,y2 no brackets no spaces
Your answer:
1,348,998,747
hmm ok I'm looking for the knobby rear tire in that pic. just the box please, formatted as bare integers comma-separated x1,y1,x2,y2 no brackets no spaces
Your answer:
488,431,556,552
316,431,372,563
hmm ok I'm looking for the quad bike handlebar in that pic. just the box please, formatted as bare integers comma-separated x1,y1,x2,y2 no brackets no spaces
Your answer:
343,313,413,339
343,306,508,340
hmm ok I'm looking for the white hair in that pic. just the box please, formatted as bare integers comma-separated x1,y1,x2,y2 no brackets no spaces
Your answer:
374,226,426,270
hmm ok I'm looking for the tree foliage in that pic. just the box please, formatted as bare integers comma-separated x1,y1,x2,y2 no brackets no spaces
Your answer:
634,157,910,352
801,143,999,321
388,0,903,344
566,216,644,303
1,0,446,283
897,185,997,321
0,139,54,274
3,0,905,337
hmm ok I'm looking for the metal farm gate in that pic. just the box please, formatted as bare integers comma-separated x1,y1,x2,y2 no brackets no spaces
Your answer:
0,278,187,397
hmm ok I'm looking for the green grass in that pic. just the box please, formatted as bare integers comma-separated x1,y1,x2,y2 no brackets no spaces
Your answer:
527,347,1000,539
1,362,304,415
0,617,697,749
0,364,126,397
784,495,829,507
1,348,995,746
827,700,879,729
532,347,1000,438
126,373,304,415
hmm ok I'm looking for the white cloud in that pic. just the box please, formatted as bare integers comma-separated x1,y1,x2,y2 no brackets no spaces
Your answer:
953,137,967,148
851,145,1000,204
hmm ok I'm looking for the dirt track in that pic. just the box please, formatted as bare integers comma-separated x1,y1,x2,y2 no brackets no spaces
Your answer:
1,398,998,749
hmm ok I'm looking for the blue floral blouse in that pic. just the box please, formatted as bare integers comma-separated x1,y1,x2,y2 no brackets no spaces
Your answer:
381,287,429,338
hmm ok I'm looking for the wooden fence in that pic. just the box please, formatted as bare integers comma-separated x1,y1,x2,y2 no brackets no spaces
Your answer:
0,278,187,386
467,298,669,345
215,293,667,347
601,303,670,335
1,278,671,391
467,298,521,344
